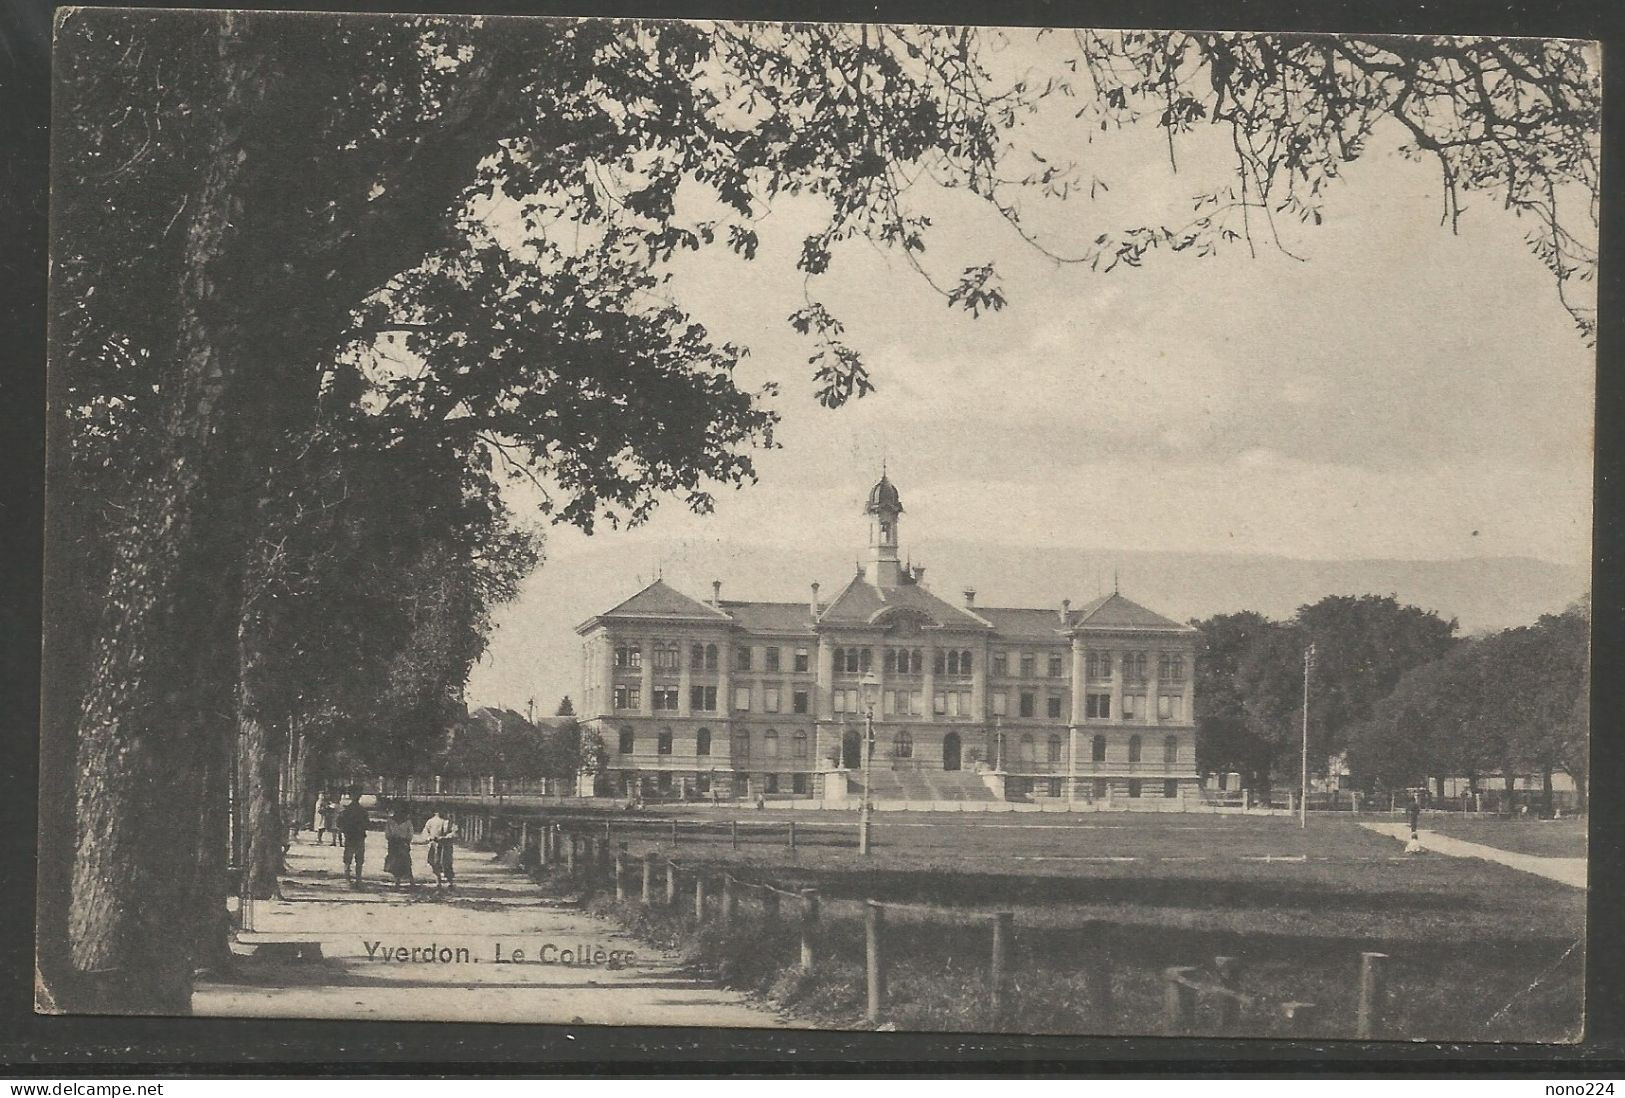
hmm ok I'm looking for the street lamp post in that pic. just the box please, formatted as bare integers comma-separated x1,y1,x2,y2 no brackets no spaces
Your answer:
859,671,879,855
1300,643,1315,829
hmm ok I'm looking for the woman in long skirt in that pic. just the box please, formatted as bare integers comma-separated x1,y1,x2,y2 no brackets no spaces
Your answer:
383,804,416,889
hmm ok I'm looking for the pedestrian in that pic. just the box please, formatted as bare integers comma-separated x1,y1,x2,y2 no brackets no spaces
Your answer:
422,808,459,892
383,804,416,891
317,794,339,846
1406,795,1421,836
710,788,720,808
337,786,370,888
755,793,766,811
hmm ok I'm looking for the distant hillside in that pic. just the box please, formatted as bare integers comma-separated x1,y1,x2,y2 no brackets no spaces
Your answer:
466,537,1586,709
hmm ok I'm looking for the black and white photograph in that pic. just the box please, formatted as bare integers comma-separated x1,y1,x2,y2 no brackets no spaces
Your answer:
38,9,1597,1045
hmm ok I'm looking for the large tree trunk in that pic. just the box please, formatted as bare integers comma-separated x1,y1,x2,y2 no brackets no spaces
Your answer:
238,602,286,901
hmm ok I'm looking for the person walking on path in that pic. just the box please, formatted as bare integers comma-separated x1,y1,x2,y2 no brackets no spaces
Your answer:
383,805,417,891
1407,795,1422,836
337,787,371,888
422,809,459,892
317,794,338,846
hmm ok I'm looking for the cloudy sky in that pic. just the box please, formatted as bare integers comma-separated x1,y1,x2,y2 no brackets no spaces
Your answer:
464,38,1595,711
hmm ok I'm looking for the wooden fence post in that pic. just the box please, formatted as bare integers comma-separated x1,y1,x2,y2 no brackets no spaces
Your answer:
694,874,707,922
666,859,678,906
1357,952,1389,1039
613,850,626,902
722,875,737,926
731,820,739,850
865,901,887,1023
642,853,656,905
1213,956,1242,1031
990,912,1014,1019
1163,967,1198,1034
799,889,820,974
788,821,797,851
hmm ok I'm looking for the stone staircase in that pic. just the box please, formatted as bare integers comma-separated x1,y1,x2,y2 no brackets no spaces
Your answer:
852,767,999,804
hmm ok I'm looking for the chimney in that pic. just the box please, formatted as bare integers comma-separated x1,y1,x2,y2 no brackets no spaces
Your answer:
711,580,722,607
1061,598,1071,622
963,588,976,608
810,581,821,616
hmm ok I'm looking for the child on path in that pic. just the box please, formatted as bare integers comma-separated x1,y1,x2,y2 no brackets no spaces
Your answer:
317,795,338,846
337,787,370,888
422,809,459,892
383,804,416,890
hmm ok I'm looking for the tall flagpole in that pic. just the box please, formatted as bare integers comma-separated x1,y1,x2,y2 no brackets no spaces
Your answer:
1300,643,1314,829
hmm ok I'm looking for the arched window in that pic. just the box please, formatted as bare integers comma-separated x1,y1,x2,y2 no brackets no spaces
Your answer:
705,644,719,671
1170,655,1186,681
696,728,711,756
618,726,635,754
657,727,673,755
615,645,629,668
1047,735,1062,763
947,650,960,675
860,647,872,672
911,649,923,674
933,649,946,675
732,731,750,759
894,730,914,758
1158,652,1170,680
885,648,897,673
1164,736,1180,764
1092,734,1106,762
1128,735,1143,763
1020,733,1036,763
764,729,779,758
834,647,846,672
961,650,972,675
691,643,705,670
793,730,808,759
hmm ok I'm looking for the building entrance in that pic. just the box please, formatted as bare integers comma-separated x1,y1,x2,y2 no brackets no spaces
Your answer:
842,730,861,770
942,731,962,771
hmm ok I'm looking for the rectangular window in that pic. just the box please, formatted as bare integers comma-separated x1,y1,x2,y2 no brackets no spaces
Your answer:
833,690,846,715
1087,693,1112,719
1165,779,1180,799
614,685,636,710
884,690,897,716
1128,779,1142,798
1093,778,1108,800
992,691,1007,717
992,652,1008,677
1020,654,1036,679
795,648,810,673
1019,692,1036,718
766,646,781,672
960,690,973,716
653,688,678,711
1159,694,1183,721
689,685,718,712
793,690,809,715
764,687,781,713
792,773,809,795
733,686,751,712
736,645,753,671
1048,654,1064,678
911,690,923,716
1046,695,1063,719
934,691,947,715
1122,693,1140,720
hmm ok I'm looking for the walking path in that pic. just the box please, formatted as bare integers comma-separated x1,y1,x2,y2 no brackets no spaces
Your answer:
1360,821,1586,889
192,834,786,1027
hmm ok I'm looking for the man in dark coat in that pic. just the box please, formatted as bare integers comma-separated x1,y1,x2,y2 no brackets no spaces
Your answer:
337,786,371,888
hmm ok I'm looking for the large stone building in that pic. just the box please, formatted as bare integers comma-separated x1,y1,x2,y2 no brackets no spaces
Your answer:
575,476,1199,804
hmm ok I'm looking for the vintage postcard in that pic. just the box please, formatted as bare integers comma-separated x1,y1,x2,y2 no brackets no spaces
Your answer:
39,9,1595,1042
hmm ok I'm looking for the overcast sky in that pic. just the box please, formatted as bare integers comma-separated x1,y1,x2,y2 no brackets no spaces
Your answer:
464,40,1595,710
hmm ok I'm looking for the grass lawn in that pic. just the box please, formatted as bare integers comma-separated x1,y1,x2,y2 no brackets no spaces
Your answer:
564,812,1584,1042
1421,816,1587,860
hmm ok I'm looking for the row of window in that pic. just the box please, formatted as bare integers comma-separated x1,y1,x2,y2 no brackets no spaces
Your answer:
1015,777,1183,799
611,641,1189,682
615,684,1188,721
616,726,809,760
613,642,816,674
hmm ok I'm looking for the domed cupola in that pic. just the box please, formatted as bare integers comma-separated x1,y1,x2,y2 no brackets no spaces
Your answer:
864,472,904,587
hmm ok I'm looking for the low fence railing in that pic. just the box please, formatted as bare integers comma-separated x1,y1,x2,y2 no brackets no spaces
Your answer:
435,803,1404,1037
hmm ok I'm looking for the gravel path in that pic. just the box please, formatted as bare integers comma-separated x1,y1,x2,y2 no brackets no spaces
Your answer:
193,833,786,1027
1360,821,1586,889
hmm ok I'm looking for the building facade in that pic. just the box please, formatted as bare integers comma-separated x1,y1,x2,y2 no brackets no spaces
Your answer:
575,476,1199,803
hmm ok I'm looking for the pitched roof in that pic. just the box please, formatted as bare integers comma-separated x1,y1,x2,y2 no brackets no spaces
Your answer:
977,606,1072,640
816,575,990,630
593,579,731,623
1069,592,1196,632
720,600,815,634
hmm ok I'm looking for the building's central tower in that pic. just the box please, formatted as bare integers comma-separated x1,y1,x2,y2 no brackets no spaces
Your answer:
865,472,904,588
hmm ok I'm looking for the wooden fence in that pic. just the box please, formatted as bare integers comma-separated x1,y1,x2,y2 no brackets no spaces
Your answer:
439,805,1395,1037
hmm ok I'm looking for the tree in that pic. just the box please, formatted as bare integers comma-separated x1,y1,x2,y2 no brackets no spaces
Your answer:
46,13,1598,1013
555,696,575,717
1191,611,1282,790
